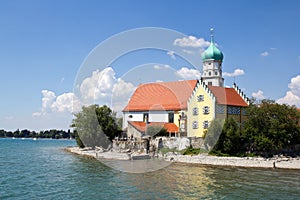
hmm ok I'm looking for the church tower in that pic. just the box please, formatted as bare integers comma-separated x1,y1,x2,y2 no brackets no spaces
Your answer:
201,29,224,87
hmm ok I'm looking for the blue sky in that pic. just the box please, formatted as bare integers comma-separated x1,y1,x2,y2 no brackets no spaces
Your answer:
1,0,300,131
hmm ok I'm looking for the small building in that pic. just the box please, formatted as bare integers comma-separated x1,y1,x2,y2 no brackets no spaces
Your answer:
123,31,249,138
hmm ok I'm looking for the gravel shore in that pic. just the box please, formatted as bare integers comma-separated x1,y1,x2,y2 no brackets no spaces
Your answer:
65,147,300,170
164,153,300,169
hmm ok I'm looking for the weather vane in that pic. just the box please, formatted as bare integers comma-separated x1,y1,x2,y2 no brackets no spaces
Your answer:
210,28,214,36
210,28,214,42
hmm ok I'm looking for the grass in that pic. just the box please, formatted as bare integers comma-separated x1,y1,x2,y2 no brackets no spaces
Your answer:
183,147,209,155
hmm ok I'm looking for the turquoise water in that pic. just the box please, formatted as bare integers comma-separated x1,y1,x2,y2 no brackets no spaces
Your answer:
0,138,300,200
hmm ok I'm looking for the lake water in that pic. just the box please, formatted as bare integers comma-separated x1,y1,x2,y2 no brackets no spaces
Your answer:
0,138,300,199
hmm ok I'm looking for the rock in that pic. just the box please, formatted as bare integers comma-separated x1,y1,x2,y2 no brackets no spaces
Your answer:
178,138,190,150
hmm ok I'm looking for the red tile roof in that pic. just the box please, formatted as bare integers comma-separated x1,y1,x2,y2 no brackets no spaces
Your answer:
128,121,179,133
123,80,198,111
298,108,300,111
208,86,249,107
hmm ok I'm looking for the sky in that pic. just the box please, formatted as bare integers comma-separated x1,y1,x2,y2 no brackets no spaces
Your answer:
1,0,300,131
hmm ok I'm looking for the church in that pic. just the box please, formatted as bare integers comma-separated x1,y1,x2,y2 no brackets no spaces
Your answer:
122,33,249,138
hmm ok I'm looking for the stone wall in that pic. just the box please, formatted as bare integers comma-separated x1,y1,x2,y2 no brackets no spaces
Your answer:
113,137,205,153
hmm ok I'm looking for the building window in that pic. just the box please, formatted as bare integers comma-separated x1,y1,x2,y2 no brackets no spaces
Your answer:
208,62,211,65
209,71,212,76
227,106,240,115
215,71,218,75
216,105,225,114
192,107,199,115
143,113,149,123
168,113,174,123
208,82,212,86
202,106,210,114
192,121,198,129
197,95,204,102
203,121,209,129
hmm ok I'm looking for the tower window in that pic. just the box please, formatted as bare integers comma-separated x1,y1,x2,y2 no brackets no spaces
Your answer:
215,71,218,75
208,71,211,76
208,62,211,65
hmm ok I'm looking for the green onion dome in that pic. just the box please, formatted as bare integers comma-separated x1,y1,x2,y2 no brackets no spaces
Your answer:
201,35,223,62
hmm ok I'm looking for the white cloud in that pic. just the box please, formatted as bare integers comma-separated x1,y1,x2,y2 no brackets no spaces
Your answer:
175,67,201,79
78,67,136,113
80,67,116,102
52,93,81,113
277,75,300,107
173,36,210,48
182,49,196,55
153,64,171,70
34,67,136,118
112,78,135,98
252,90,265,100
33,91,81,116
288,75,300,96
261,51,269,57
167,51,176,60
4,116,14,120
277,91,300,107
41,90,56,113
112,78,136,114
223,68,245,77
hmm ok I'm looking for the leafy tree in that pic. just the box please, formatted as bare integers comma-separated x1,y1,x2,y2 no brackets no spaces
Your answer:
71,104,120,148
204,119,224,150
0,130,5,137
217,117,240,154
14,129,20,138
242,100,300,155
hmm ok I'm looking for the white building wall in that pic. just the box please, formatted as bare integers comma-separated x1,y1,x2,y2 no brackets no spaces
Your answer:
123,111,144,129
123,110,173,129
149,110,170,122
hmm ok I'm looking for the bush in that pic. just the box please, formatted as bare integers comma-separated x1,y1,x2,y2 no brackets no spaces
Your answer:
183,147,201,155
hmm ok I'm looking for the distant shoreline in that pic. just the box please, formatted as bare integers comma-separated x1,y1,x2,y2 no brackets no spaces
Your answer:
64,147,300,170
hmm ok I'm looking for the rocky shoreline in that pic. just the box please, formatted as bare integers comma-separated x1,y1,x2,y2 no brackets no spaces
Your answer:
64,147,300,170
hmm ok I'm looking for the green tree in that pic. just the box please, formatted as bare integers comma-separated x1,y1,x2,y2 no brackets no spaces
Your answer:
72,104,120,148
0,129,5,137
217,117,240,154
204,119,223,151
242,100,300,155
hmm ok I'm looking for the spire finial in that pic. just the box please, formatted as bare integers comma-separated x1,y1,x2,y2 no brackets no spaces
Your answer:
210,28,214,43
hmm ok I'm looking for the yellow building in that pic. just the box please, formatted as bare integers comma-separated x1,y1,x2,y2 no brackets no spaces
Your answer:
123,32,249,138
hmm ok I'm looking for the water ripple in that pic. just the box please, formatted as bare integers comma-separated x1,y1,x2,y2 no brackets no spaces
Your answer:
1,138,300,200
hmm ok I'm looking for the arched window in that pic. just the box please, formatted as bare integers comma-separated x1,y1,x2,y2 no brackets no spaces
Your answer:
208,71,211,76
